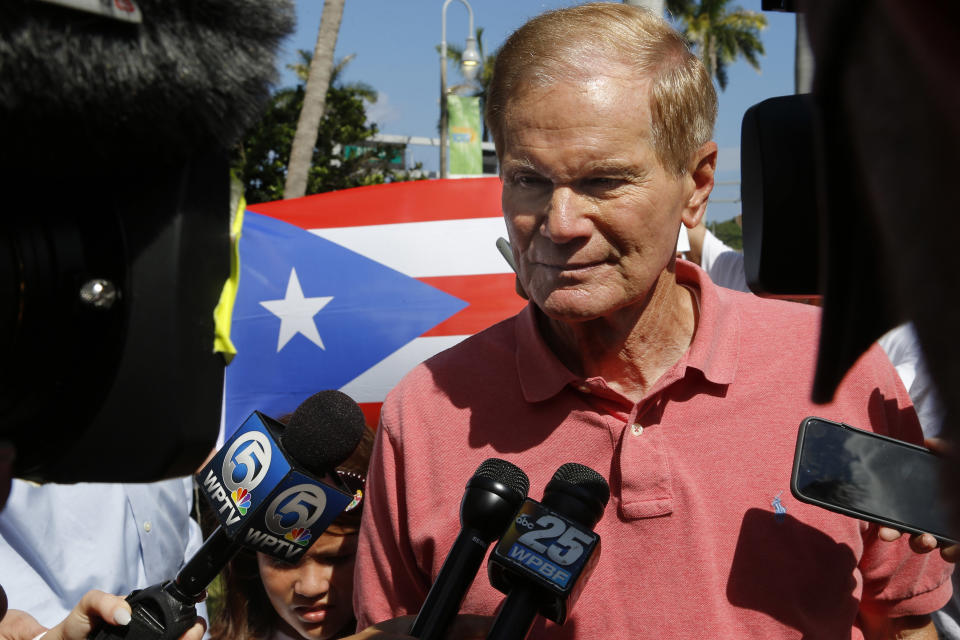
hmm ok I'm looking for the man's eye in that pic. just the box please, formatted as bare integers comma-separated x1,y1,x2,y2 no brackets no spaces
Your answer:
513,174,547,187
584,177,622,189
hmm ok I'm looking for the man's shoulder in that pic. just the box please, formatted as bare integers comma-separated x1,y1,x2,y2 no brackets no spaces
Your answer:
721,286,821,332
704,278,820,336
683,258,821,340
724,292,905,397
432,314,518,365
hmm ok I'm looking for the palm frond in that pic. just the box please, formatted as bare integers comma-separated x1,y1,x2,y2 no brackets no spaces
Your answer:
672,0,768,90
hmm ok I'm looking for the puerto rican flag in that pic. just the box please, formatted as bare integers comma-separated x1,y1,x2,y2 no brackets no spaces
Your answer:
223,177,525,437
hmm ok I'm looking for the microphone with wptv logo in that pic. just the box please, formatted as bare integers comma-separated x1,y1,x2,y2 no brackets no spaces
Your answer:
90,390,366,640
485,463,610,640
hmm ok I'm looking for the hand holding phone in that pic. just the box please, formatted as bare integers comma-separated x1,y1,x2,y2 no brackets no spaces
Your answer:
791,417,959,547
874,438,960,562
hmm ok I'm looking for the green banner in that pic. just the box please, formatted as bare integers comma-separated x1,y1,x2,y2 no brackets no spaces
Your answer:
447,95,482,175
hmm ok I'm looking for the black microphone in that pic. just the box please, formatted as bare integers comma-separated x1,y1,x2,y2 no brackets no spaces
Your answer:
485,463,610,640
90,390,366,640
179,389,366,592
409,458,530,640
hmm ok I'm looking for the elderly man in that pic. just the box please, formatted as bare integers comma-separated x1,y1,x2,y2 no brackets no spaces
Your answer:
353,4,952,638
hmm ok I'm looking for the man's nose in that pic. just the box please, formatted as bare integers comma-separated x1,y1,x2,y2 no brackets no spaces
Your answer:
540,186,592,243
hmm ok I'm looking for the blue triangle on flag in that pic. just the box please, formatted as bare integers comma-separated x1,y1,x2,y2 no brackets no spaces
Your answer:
224,211,467,436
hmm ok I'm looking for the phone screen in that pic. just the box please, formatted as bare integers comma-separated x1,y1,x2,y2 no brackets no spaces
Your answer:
792,417,958,543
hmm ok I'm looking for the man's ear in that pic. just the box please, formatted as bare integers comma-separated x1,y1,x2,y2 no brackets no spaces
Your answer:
681,141,718,229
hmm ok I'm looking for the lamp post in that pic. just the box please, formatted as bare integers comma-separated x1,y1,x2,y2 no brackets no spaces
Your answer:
439,0,481,178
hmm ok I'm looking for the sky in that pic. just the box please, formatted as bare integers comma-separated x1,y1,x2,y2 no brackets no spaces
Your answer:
280,1,801,223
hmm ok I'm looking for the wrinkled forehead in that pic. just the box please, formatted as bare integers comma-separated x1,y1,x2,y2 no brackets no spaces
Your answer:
502,67,654,132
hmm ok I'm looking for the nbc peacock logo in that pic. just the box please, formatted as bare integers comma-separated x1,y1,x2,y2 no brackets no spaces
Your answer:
285,527,312,546
345,489,363,512
232,488,252,515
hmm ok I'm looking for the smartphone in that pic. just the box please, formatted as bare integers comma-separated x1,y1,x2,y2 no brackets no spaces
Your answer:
791,416,959,545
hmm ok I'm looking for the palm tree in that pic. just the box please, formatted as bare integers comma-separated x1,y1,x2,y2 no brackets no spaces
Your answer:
285,0,346,200
288,50,378,104
667,0,767,91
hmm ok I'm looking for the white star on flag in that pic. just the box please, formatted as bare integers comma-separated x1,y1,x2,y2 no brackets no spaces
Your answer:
259,268,333,352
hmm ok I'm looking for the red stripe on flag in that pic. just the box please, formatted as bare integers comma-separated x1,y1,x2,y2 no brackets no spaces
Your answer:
358,402,383,429
247,177,503,229
418,273,527,336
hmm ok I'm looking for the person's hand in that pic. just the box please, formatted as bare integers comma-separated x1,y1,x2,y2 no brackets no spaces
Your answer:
878,527,960,562
347,614,492,639
1,590,207,640
877,437,959,562
0,609,45,640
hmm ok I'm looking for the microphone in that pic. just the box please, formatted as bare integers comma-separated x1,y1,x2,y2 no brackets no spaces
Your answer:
181,389,366,591
91,390,366,640
0,0,295,165
485,463,610,640
409,458,530,640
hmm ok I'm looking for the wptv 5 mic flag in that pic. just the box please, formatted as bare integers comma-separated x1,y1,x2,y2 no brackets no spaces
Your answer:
224,177,525,437
198,411,353,561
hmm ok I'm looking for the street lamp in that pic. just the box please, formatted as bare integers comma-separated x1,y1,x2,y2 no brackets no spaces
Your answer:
440,0,480,178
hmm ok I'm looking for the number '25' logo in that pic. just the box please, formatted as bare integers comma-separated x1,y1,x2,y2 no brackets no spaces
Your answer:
516,515,593,567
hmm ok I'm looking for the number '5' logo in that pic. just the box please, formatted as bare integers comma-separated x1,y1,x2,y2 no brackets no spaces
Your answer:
265,484,327,536
516,515,593,566
223,432,273,493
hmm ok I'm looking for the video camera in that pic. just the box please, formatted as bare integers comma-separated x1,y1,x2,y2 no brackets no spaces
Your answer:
740,0,910,405
0,0,295,483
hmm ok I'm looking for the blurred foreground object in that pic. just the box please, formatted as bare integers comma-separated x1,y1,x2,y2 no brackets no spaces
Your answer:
741,0,960,526
0,0,294,482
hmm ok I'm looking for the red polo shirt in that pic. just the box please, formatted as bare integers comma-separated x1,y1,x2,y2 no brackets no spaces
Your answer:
354,260,952,639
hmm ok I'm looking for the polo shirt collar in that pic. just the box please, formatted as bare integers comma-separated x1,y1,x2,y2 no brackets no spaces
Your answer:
515,304,580,402
514,260,739,403
675,259,739,387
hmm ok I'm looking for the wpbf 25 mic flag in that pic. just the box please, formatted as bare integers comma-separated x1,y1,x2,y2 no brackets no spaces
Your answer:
225,177,525,437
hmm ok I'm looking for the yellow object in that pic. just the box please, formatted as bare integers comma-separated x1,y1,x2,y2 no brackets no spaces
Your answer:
213,175,245,364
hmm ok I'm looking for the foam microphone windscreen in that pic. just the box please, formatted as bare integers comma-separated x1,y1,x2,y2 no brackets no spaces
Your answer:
546,462,610,522
283,390,367,475
473,458,531,499
0,0,295,165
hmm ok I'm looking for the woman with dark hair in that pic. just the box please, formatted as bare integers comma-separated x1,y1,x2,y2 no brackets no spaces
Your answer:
210,425,374,640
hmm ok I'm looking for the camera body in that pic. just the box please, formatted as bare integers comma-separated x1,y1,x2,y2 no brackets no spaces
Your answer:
0,0,294,482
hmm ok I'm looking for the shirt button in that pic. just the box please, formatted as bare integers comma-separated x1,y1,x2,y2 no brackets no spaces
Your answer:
631,423,644,436
143,521,152,533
